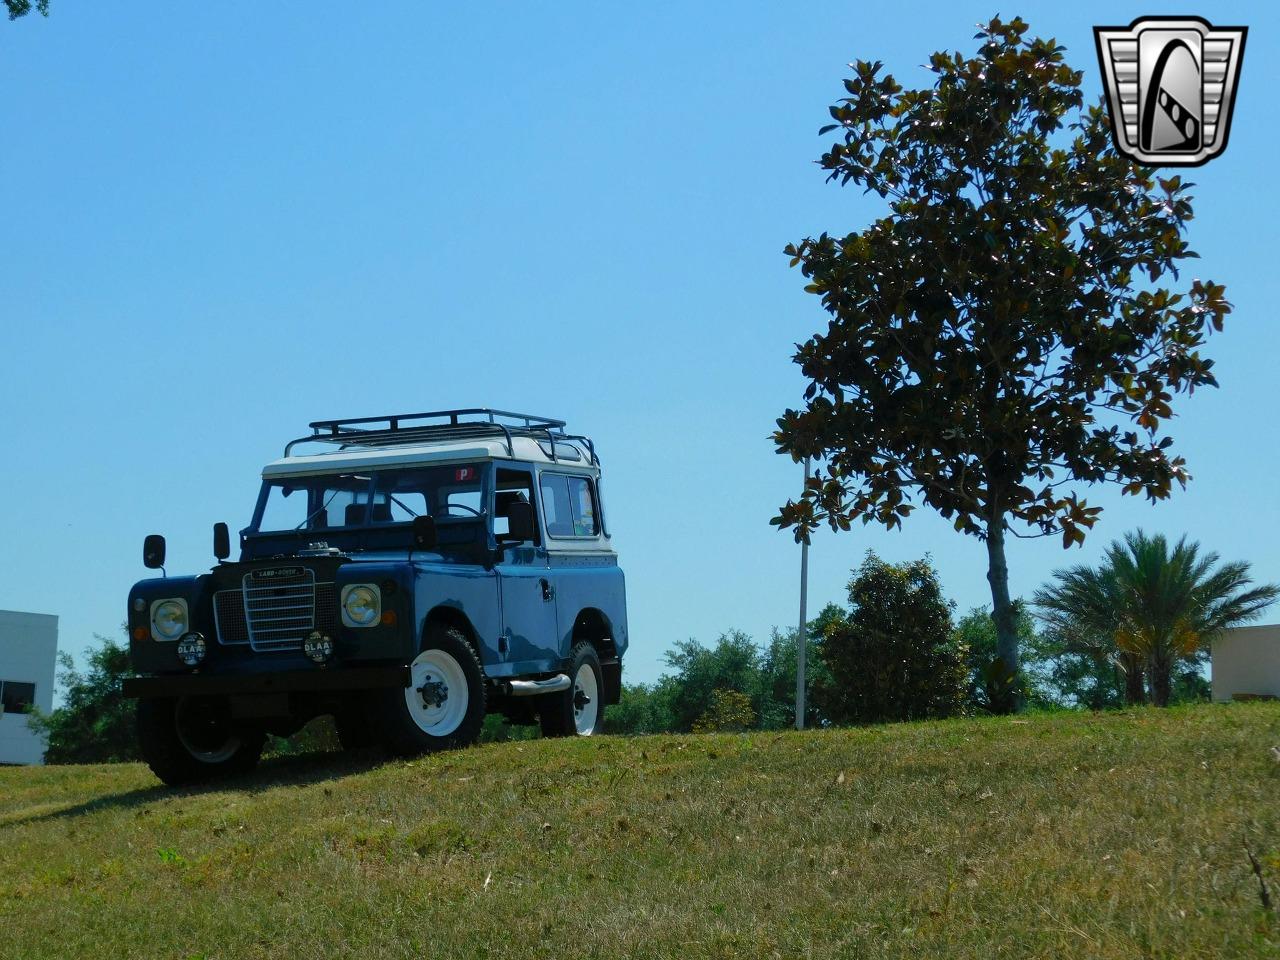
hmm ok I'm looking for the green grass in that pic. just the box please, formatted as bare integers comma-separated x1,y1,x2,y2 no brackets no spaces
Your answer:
2,704,1279,959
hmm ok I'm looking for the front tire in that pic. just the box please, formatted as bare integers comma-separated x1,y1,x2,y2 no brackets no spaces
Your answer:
540,642,605,737
137,696,266,787
376,626,486,756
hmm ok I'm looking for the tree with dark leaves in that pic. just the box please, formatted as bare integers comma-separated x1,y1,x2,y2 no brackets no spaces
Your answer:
5,0,49,21
773,17,1232,711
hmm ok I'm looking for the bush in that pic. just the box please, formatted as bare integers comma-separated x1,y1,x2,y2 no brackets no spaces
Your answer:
606,681,678,735
692,689,756,733
661,631,772,732
815,553,967,724
27,635,138,764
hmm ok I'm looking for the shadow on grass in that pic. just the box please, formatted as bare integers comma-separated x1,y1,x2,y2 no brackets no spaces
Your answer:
2,750,385,829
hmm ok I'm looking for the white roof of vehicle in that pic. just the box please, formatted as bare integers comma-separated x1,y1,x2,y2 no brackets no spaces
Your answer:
262,435,593,479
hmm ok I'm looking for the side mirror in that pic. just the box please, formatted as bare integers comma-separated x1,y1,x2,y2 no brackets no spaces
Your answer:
411,515,438,551
213,522,231,561
504,500,536,543
143,534,167,570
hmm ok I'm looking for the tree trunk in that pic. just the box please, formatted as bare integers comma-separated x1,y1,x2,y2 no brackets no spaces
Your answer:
1150,657,1172,707
984,513,1022,713
1121,652,1146,706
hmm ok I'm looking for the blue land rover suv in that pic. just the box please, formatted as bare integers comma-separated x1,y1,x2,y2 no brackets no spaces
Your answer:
124,409,627,785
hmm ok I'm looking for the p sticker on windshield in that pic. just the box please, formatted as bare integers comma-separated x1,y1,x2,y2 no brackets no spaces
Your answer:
455,467,476,482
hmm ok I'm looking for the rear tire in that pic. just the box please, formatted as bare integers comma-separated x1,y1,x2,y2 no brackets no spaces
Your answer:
540,642,605,738
376,625,486,756
137,696,266,787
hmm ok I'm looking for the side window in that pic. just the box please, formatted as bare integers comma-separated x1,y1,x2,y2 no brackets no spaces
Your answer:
540,474,600,539
496,468,539,543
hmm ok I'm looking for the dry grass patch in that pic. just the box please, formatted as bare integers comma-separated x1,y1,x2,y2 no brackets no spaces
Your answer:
1,704,1278,958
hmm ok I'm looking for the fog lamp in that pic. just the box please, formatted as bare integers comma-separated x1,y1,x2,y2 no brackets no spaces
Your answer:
304,631,334,664
177,632,206,667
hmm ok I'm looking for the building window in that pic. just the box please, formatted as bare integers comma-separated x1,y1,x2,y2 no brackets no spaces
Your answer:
0,681,36,714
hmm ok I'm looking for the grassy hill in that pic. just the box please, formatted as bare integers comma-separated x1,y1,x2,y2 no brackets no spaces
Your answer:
2,704,1279,959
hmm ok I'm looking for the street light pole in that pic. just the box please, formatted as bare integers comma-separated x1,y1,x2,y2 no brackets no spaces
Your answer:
795,457,810,731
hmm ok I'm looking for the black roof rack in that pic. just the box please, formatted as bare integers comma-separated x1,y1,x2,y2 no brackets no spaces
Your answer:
283,408,598,465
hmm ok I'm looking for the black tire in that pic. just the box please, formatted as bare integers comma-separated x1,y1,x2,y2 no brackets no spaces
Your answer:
375,625,486,756
137,696,266,787
540,641,605,738
333,698,378,751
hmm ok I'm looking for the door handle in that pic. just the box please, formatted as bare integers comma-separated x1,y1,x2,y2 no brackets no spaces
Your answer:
539,578,555,602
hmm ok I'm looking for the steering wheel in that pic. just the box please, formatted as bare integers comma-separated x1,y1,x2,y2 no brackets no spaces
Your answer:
441,503,483,518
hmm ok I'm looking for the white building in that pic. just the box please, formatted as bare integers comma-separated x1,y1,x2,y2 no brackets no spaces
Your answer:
0,610,58,764
1212,624,1280,702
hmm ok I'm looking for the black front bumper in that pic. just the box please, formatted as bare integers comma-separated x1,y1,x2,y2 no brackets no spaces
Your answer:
122,666,410,700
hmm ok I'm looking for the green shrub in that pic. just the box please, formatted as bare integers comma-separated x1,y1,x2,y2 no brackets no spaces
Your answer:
606,681,678,735
692,689,756,733
661,631,768,731
27,635,138,764
816,552,967,724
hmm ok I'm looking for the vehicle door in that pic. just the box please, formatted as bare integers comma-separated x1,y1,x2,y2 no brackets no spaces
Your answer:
538,470,610,652
493,466,559,671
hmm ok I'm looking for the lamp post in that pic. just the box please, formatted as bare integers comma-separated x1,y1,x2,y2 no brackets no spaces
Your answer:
795,457,810,731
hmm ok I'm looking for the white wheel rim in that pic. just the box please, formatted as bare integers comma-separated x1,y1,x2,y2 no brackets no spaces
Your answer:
406,649,469,736
175,699,241,764
573,663,599,736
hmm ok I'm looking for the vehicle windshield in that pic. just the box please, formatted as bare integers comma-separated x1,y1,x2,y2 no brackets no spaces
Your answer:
253,464,486,533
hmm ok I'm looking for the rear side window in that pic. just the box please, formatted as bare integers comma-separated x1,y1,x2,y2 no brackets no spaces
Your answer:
540,474,599,538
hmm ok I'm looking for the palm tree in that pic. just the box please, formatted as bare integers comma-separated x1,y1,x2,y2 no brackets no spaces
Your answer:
1033,531,1279,707
1033,558,1147,705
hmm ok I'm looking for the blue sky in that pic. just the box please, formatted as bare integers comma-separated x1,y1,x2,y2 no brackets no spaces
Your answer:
2,1,1276,687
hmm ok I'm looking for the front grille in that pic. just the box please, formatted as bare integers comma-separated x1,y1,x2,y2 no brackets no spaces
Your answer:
213,568,339,653
214,591,250,645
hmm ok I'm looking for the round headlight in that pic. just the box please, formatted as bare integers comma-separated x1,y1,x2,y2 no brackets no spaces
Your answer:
152,600,188,640
342,585,380,627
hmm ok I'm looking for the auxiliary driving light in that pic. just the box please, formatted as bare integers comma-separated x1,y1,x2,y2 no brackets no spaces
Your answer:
177,632,206,667
304,631,334,664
